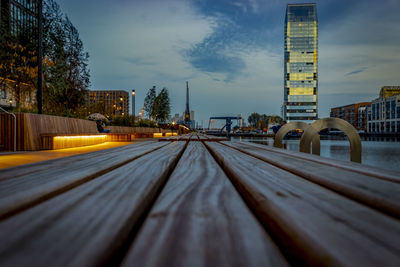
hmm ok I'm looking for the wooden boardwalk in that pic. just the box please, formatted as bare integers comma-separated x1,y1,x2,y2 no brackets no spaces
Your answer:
0,133,399,267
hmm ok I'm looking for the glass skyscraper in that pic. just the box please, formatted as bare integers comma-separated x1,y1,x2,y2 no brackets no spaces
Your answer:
283,3,318,123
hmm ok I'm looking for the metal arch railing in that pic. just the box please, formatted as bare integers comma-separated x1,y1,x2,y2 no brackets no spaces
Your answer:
300,118,362,163
0,106,16,152
274,118,362,163
273,121,321,155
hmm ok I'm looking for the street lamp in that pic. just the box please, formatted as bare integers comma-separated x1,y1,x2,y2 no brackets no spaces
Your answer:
171,121,175,134
37,0,43,114
9,99,13,108
132,89,135,119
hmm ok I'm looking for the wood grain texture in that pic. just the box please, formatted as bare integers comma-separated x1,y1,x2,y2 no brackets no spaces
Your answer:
223,141,400,218
205,141,400,267
108,126,162,133
0,141,152,179
0,141,166,219
122,142,289,267
0,113,24,151
235,141,400,183
0,142,186,267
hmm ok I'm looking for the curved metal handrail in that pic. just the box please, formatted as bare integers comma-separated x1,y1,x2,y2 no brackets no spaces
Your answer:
299,118,362,163
0,106,16,152
274,121,320,155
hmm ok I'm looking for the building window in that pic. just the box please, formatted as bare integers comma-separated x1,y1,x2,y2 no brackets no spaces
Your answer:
26,92,31,103
1,90,6,99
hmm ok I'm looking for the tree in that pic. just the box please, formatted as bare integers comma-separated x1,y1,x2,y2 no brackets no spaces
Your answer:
144,86,156,119
153,87,170,122
248,113,261,128
42,0,90,116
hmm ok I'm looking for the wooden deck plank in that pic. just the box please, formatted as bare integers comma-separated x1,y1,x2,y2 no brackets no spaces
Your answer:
239,141,400,183
222,141,400,218
0,142,186,267
121,142,289,267
205,141,400,267
0,141,155,180
0,141,166,219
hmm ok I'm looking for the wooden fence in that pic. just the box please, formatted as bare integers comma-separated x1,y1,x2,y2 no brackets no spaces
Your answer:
0,113,24,151
0,113,166,151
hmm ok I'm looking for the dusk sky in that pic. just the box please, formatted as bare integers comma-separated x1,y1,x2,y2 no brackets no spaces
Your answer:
57,0,400,126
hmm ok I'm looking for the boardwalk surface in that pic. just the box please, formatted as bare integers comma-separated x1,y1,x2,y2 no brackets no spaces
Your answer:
0,133,399,267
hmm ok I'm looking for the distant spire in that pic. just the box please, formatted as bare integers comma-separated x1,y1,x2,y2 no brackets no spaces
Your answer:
185,81,190,126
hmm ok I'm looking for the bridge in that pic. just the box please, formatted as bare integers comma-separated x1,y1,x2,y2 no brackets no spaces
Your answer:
208,116,242,134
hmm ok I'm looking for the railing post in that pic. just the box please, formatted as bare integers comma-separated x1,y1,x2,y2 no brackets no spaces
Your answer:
0,107,17,152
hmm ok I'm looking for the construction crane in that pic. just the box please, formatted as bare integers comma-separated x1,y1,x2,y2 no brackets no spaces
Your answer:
208,116,242,134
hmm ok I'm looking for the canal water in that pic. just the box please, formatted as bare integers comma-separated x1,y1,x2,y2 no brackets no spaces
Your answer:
231,137,400,172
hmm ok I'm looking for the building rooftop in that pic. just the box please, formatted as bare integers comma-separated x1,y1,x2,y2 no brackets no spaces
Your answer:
379,86,400,99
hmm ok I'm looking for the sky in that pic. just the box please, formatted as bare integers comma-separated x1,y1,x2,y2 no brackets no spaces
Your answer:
57,0,400,127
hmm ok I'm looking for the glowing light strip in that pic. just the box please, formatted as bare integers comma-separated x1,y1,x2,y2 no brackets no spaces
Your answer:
54,135,107,139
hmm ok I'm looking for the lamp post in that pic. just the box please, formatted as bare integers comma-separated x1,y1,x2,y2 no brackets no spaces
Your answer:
132,89,135,119
37,0,43,114
171,121,175,135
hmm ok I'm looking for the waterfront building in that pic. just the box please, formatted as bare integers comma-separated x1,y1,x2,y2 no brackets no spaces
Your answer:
87,90,129,117
177,110,195,127
0,0,38,110
283,3,318,123
330,102,371,130
367,86,400,133
0,79,36,110
1,0,38,37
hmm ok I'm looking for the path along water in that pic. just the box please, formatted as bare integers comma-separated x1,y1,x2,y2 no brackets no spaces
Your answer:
231,137,400,172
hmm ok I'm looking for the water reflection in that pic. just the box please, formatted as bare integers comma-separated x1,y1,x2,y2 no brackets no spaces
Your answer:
230,136,400,172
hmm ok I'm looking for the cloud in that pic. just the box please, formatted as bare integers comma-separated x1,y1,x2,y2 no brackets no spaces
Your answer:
57,0,400,122
121,56,155,66
345,67,368,76
184,0,283,81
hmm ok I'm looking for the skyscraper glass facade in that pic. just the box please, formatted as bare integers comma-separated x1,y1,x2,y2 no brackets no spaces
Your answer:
283,3,318,123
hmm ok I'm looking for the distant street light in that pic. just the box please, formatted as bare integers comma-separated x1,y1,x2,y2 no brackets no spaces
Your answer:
132,89,135,119
171,121,175,134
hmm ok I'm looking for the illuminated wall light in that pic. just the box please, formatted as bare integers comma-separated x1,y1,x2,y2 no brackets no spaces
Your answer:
53,135,107,149
153,133,163,138
54,135,107,139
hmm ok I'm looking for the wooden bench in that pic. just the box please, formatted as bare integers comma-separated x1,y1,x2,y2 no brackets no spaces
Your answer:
40,133,157,150
0,139,399,266
41,133,108,149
